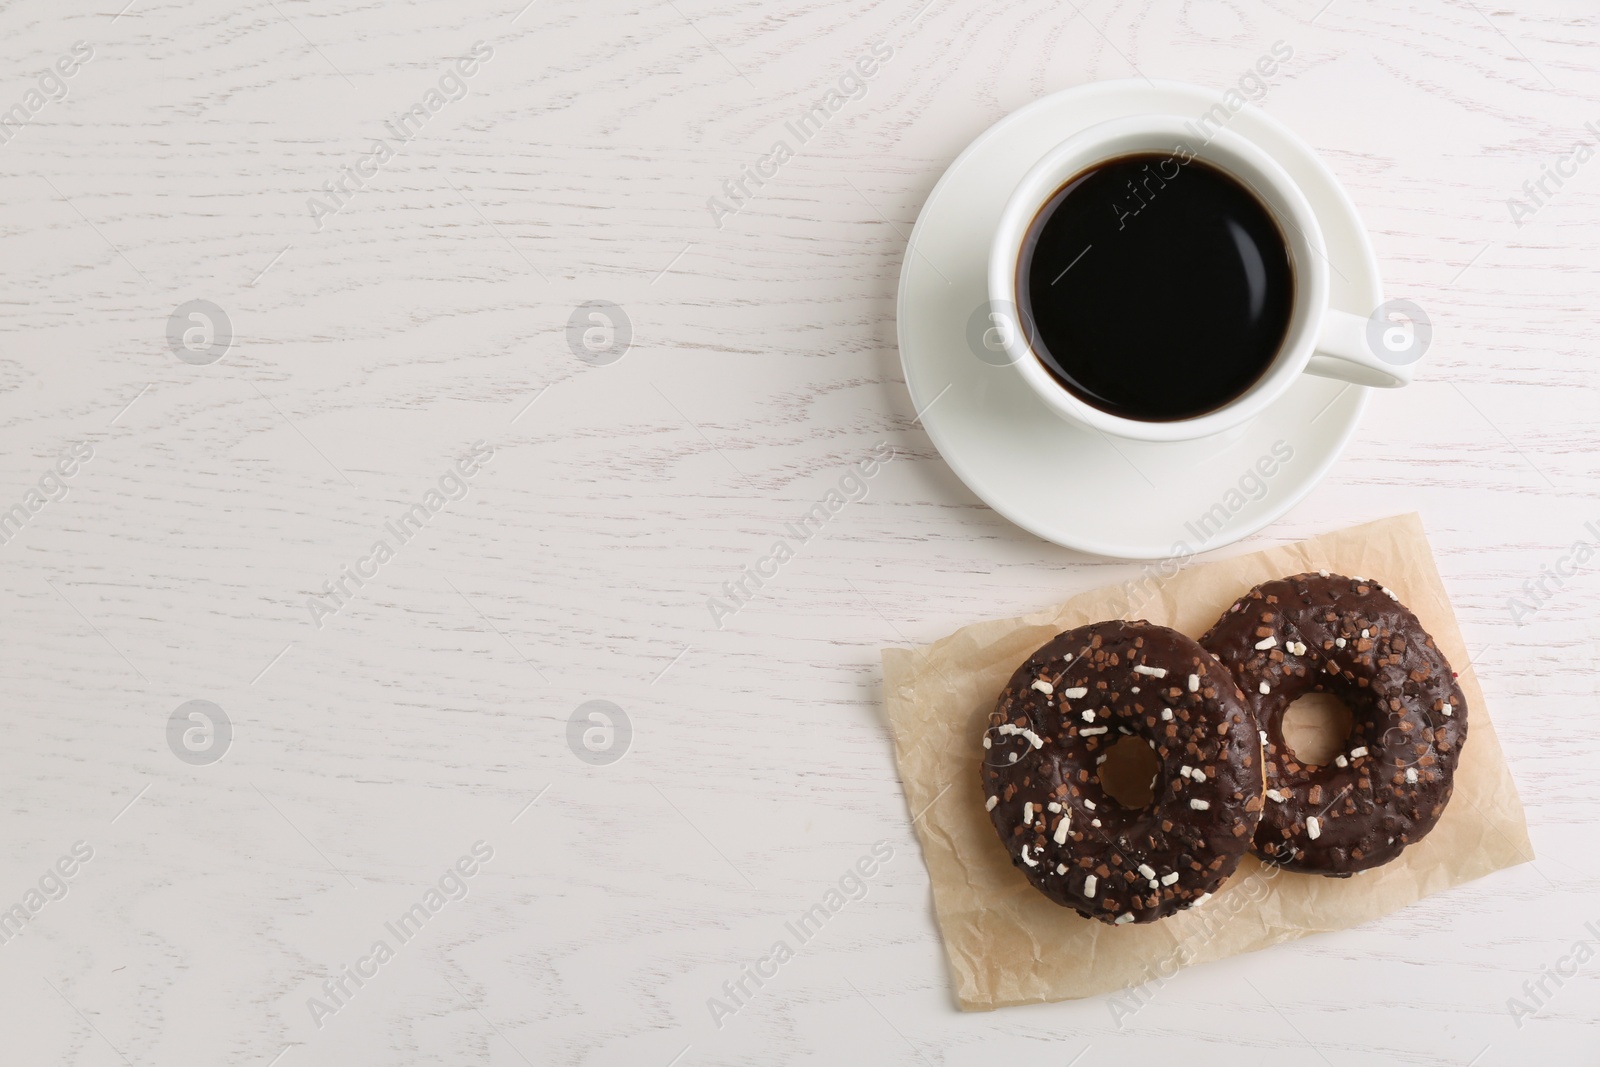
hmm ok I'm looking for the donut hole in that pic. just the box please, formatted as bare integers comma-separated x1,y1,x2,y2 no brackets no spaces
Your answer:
1097,735,1160,808
1281,692,1355,766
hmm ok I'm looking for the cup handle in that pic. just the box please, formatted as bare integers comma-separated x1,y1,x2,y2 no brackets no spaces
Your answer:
1305,308,1414,388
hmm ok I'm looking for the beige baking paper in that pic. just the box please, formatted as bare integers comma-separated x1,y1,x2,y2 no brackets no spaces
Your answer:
881,514,1532,1010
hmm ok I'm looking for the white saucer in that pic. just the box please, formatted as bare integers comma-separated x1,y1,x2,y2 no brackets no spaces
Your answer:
897,79,1378,560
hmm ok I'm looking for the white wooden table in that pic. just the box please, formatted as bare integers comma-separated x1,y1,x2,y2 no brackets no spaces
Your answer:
2,1,1596,1063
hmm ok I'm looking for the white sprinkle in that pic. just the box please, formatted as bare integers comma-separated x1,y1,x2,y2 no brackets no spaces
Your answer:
1260,730,1268,745
1180,765,1193,778
986,795,998,811
1383,587,1398,600
1161,871,1179,886
1023,802,1034,824
1054,815,1071,844
1336,637,1346,648
1130,686,1139,694
1443,705,1453,717
1349,746,1368,758
1161,708,1173,721
1082,709,1095,722
1021,845,1039,867
982,736,991,749
1352,575,1365,583
1265,789,1285,803
1056,863,1067,875
1138,863,1156,879
998,723,1046,749
1097,755,1107,764
1189,674,1200,692
1083,799,1096,811
1091,818,1101,827
1047,801,1061,813
1317,569,1330,578
1114,913,1134,925
1062,687,1088,699
1031,679,1053,695
1134,665,1167,678
1306,816,1322,840
1063,653,1073,663
1361,629,1369,639
1405,767,1418,784
1287,640,1308,656
1084,874,1098,897
1255,636,1277,650
1259,681,1271,695
1149,878,1159,889
1081,726,1108,736
1192,769,1206,783
1008,753,1018,763
1189,892,1212,908
1335,755,1348,768
1189,799,1210,811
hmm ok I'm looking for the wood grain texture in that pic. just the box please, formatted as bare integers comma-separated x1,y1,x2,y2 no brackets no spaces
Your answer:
1,0,1597,1063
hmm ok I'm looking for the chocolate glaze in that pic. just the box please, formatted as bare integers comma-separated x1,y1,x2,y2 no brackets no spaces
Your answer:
981,621,1262,925
1200,573,1468,876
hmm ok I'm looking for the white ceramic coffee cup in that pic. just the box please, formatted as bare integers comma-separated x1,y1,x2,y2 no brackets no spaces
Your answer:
988,114,1411,443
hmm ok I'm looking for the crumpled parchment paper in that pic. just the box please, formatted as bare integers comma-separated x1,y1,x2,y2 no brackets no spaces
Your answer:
881,514,1531,1010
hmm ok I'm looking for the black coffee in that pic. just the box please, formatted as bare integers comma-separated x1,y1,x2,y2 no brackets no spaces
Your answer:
1017,152,1293,422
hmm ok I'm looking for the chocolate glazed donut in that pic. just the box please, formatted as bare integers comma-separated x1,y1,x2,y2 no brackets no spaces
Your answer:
981,621,1263,925
1201,573,1468,876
